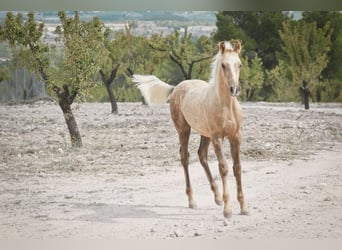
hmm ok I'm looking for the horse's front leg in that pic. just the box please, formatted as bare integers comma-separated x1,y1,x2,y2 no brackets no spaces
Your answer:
229,133,249,215
198,135,222,206
212,137,232,218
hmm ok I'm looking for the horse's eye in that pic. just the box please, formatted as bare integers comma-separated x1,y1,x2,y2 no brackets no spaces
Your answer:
222,63,226,69
239,63,242,68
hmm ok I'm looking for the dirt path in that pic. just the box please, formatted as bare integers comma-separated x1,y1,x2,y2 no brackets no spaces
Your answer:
0,101,341,239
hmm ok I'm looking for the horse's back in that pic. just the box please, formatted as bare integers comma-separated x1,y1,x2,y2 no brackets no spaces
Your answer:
170,79,208,99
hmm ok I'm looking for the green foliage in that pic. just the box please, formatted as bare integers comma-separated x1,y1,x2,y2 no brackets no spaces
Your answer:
1,11,107,101
149,28,215,80
0,12,51,83
54,11,109,100
0,12,44,47
212,11,342,102
120,32,167,75
86,75,142,103
113,84,141,102
214,11,289,69
213,12,256,53
266,60,298,102
153,60,183,85
239,55,264,101
86,84,111,102
2,11,341,103
0,42,12,58
0,63,9,82
302,11,342,81
279,20,332,86
309,79,342,102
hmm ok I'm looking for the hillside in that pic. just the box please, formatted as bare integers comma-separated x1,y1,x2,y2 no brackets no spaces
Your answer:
0,11,217,25
0,11,218,44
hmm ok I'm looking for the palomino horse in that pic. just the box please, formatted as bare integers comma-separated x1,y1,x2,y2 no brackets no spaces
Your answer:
133,40,248,218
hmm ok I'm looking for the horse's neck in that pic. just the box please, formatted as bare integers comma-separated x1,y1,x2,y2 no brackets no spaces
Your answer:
211,68,234,107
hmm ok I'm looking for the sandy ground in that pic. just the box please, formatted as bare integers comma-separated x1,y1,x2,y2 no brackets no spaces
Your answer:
0,101,341,239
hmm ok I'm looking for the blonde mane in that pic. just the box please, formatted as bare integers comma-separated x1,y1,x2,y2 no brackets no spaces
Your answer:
209,41,233,84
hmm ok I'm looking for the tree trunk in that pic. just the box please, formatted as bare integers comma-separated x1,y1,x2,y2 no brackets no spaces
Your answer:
99,65,120,114
62,106,82,147
27,46,82,147
303,89,310,110
301,80,310,110
53,84,82,147
301,89,305,104
105,81,118,114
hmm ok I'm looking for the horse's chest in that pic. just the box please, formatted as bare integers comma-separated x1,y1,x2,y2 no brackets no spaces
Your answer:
214,111,240,137
223,119,239,137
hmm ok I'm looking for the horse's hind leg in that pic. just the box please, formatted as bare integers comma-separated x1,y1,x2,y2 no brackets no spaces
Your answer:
229,133,249,215
170,92,195,208
178,125,197,208
198,135,222,206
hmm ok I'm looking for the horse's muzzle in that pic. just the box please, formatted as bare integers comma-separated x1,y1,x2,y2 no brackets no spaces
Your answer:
230,86,240,96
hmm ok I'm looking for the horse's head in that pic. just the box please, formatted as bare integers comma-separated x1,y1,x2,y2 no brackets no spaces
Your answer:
218,40,242,97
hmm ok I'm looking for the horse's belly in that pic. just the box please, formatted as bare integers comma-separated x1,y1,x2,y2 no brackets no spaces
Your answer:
184,112,210,137
181,93,211,137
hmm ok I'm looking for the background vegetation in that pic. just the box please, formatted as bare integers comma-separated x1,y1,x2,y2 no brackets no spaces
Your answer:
1,11,341,105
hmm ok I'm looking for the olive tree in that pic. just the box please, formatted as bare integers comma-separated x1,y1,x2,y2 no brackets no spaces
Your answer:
149,28,214,81
0,11,108,147
279,20,332,109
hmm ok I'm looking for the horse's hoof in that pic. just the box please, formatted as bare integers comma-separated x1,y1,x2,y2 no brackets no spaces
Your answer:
240,210,250,216
215,199,223,206
223,209,232,218
189,201,197,209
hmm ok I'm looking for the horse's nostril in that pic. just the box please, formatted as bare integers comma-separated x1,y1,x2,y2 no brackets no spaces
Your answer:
230,86,234,94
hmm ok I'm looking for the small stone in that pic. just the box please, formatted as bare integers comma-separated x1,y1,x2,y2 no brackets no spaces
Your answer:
173,230,183,237
324,196,333,201
223,219,229,226
194,232,201,237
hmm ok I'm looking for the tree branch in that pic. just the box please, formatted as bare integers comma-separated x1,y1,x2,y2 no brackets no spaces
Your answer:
68,85,79,105
126,67,134,77
99,69,106,83
148,42,167,52
28,43,49,82
191,55,212,64
108,64,120,84
169,54,188,79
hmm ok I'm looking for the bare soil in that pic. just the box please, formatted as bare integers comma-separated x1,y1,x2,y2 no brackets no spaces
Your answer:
0,101,341,239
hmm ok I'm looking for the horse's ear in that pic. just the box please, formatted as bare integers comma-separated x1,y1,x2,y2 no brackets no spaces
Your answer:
233,40,242,54
219,41,225,54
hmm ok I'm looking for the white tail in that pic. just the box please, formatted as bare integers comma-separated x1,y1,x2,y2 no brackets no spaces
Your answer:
133,74,174,106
